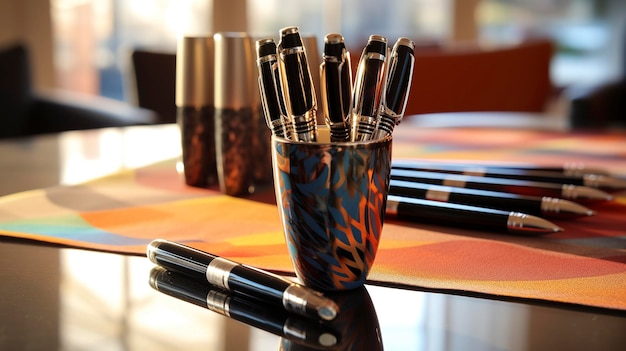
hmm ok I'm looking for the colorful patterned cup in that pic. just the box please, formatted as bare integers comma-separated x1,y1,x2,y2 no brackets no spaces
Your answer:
272,128,392,291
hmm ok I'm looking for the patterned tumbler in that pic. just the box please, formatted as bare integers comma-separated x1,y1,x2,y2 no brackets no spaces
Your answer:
272,128,392,291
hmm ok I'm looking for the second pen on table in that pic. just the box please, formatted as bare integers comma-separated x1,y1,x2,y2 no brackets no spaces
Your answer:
386,195,563,235
389,179,594,218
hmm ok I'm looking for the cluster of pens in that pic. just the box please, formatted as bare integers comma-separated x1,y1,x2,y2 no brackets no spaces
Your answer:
256,26,415,142
386,161,626,235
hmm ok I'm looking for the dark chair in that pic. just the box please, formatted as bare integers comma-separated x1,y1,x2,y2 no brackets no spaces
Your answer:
0,43,157,139
130,50,177,124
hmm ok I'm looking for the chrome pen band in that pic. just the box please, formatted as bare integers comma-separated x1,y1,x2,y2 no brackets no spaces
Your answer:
291,113,317,142
365,52,385,61
442,178,467,188
540,196,595,216
352,115,377,141
425,188,450,202
386,198,399,215
561,184,613,201
258,54,277,64
206,289,232,316
281,46,305,56
205,257,237,290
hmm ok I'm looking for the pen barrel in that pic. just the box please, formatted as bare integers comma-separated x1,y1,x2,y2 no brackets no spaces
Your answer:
353,57,387,118
390,169,565,198
320,61,350,142
384,41,415,114
148,240,214,281
278,28,317,141
352,36,387,141
280,48,316,116
227,265,290,303
389,179,547,216
388,196,510,232
257,39,289,139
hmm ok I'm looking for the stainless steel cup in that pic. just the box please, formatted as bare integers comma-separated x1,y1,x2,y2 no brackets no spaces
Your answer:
272,128,392,291
176,36,218,188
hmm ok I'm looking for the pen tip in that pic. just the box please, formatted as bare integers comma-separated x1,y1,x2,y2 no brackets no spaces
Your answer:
586,210,596,216
554,226,564,232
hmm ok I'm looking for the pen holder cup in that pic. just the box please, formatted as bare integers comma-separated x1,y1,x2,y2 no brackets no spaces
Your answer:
271,129,392,291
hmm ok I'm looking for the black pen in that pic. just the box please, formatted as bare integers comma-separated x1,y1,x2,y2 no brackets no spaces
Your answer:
351,35,388,141
149,267,340,348
374,37,415,139
393,160,611,177
390,169,613,201
320,33,352,142
389,179,594,218
278,26,317,142
147,239,339,321
392,161,626,190
256,38,290,139
386,195,563,235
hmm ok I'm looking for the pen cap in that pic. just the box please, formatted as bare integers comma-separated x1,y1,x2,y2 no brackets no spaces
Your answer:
385,37,415,114
277,26,317,117
176,36,214,107
213,32,256,110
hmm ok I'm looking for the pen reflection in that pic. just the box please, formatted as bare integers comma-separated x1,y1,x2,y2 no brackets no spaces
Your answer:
148,267,382,350
279,286,383,351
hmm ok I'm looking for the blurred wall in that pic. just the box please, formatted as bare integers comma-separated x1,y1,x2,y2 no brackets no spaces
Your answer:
0,0,55,89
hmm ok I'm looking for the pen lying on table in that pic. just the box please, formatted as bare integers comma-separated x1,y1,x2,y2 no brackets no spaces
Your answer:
149,267,340,349
390,169,613,202
392,161,626,190
147,239,339,321
393,160,611,177
386,195,563,235
389,179,594,218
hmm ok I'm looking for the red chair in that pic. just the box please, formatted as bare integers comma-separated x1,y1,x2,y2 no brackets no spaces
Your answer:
404,39,555,116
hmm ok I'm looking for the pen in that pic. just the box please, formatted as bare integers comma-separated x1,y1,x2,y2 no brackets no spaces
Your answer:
149,267,340,348
390,169,613,201
320,33,352,142
389,179,594,218
256,38,290,139
147,239,339,321
393,160,611,177
374,37,415,139
351,35,388,141
392,161,626,190
386,195,563,235
278,26,318,142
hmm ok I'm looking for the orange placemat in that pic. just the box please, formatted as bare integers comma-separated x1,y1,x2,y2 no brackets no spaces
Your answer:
1,126,625,311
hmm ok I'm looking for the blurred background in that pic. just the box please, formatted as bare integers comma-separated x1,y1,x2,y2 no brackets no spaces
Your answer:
1,0,625,111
